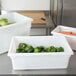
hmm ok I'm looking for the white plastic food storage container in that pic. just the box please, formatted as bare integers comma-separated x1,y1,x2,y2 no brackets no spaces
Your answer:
8,36,73,70
51,25,76,50
0,12,33,54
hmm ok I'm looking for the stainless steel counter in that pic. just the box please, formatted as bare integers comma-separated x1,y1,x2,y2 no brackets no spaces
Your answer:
0,52,76,75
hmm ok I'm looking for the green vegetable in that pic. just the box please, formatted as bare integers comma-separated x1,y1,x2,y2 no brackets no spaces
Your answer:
0,18,8,26
34,46,45,53
47,46,57,52
16,48,23,53
34,47,40,53
16,43,64,53
56,47,64,52
18,43,27,49
24,45,34,53
0,18,15,26
16,43,34,53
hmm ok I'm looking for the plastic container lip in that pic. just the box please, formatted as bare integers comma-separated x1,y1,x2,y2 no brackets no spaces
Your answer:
8,53,73,57
51,25,76,38
0,12,33,29
0,22,23,29
51,25,76,51
8,36,74,57
0,12,33,21
0,12,33,32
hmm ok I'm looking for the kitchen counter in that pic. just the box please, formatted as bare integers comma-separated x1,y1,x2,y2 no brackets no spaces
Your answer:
0,52,76,75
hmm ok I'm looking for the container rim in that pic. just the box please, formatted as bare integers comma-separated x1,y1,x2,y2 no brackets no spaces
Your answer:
8,36,74,57
51,25,76,38
8,52,74,57
0,12,33,29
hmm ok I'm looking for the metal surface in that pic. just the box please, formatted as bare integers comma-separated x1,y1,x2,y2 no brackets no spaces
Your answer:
62,0,76,27
57,0,63,25
0,0,1,14
0,52,76,75
51,0,63,27
51,0,57,26
51,0,76,28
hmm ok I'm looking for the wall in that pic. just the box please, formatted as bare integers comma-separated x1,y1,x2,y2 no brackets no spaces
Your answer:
1,0,50,11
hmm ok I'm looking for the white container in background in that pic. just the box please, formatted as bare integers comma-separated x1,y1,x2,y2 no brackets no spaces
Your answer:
8,36,73,70
51,25,76,50
0,12,33,54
